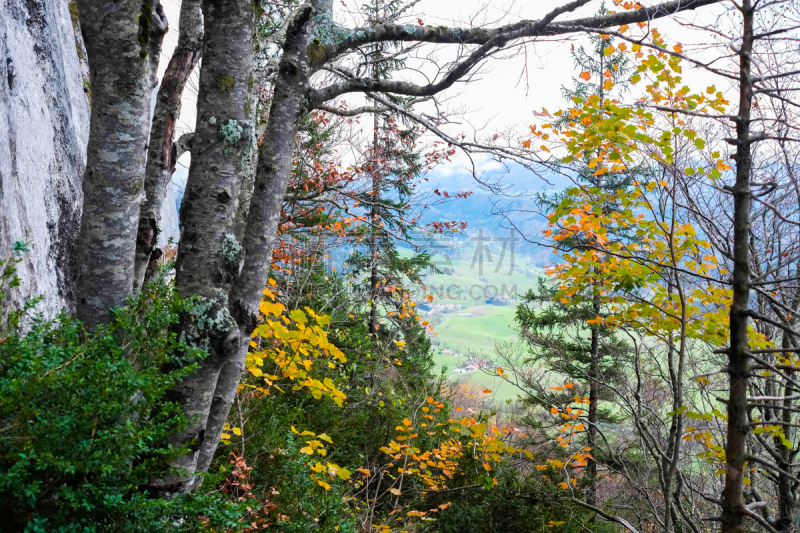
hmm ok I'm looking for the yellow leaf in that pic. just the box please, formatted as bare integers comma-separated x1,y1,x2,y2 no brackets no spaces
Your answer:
232,427,242,436
603,45,614,56
389,488,402,495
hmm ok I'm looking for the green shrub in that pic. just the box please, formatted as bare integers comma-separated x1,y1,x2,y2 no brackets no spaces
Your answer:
0,256,244,532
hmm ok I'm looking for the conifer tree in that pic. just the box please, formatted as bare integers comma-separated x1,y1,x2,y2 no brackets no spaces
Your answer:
517,17,634,507
349,0,435,339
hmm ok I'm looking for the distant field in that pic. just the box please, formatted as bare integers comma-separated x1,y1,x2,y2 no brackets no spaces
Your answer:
419,249,545,404
432,306,518,358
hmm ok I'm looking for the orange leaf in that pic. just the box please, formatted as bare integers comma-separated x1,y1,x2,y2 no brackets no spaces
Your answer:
579,71,591,81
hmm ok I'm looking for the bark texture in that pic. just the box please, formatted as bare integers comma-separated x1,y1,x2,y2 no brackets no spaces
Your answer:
158,4,317,489
0,0,90,318
197,4,315,477
75,0,168,328
134,0,203,289
162,0,257,490
721,2,754,532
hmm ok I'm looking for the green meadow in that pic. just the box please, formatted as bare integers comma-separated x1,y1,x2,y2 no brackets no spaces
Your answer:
413,245,545,404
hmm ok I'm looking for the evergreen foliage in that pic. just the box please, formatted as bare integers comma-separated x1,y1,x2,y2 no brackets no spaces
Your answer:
0,258,245,532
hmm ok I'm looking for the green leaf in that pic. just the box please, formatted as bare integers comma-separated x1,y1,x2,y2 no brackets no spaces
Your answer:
289,309,308,326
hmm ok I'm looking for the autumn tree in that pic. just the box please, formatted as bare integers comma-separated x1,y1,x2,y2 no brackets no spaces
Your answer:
502,2,800,532
515,26,636,509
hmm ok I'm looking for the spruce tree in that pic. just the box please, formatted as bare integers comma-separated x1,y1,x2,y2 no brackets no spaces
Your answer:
517,14,635,508
348,0,436,339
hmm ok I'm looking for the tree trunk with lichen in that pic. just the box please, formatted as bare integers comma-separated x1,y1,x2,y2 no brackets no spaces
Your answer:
152,0,257,493
74,0,167,328
194,6,316,476
134,0,203,289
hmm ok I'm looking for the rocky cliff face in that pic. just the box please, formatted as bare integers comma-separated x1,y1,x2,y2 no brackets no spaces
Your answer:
0,0,91,317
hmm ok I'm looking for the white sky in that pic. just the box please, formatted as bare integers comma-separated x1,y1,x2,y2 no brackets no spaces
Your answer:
158,0,732,183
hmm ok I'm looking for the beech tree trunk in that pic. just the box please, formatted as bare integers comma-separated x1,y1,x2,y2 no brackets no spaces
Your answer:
74,0,167,328
134,0,203,289
157,0,256,491
721,2,754,531
775,329,795,533
197,5,316,475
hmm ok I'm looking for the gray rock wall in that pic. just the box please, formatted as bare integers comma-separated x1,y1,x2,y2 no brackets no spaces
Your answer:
0,0,91,317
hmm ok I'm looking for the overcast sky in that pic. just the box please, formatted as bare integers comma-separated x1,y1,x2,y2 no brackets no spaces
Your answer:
159,0,731,188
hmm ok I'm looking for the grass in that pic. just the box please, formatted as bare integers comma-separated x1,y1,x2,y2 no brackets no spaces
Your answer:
431,305,518,359
419,248,546,404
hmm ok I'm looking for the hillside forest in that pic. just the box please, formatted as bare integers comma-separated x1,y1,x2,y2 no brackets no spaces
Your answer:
2,0,800,532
